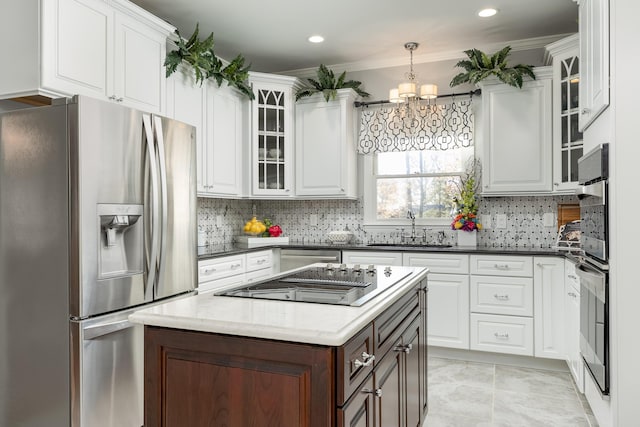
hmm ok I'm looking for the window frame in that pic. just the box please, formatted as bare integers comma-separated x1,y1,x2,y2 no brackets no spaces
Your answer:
362,149,476,227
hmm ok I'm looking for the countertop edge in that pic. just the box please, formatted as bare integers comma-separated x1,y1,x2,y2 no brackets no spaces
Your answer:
198,242,574,260
129,267,429,347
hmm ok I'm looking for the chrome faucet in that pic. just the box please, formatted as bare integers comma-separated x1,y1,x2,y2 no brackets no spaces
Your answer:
407,210,417,242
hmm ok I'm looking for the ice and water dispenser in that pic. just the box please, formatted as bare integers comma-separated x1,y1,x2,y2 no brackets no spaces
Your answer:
97,204,144,279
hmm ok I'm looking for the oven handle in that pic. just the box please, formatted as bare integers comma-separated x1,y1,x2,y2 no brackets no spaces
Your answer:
576,180,605,203
576,264,607,303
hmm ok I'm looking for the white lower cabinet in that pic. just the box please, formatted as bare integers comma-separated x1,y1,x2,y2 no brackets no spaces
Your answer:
425,274,470,349
565,259,584,392
470,313,534,356
470,275,533,317
198,250,273,293
534,256,566,359
342,251,403,266
470,255,534,356
403,253,470,349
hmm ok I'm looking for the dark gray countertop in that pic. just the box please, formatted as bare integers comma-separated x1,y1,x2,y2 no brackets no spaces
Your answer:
198,241,571,260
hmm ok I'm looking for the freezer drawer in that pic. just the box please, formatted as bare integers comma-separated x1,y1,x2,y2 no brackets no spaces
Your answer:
70,309,143,427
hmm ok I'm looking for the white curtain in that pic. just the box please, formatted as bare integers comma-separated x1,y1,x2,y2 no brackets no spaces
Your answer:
357,99,474,154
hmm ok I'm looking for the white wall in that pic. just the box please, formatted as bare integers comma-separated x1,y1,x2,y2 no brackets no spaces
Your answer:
609,0,640,425
296,48,546,101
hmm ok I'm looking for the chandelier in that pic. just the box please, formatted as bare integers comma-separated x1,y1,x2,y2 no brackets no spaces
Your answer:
389,42,438,127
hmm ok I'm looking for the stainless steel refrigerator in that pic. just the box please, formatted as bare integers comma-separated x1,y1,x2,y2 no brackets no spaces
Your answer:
0,96,197,426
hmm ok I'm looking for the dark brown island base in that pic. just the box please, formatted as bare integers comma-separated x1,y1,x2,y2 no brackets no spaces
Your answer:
137,268,428,427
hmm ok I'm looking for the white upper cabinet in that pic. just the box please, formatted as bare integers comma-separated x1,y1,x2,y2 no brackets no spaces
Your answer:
1,0,173,114
248,72,300,198
112,3,169,113
478,67,553,195
165,65,206,192
205,82,245,197
295,89,358,198
545,34,584,194
166,65,246,198
575,0,609,131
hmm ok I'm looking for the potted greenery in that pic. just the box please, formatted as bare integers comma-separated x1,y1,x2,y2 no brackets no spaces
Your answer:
451,159,482,246
295,64,370,102
449,46,535,89
164,24,254,100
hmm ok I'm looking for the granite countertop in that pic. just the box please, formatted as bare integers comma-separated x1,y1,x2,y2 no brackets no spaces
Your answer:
198,241,569,260
129,265,429,346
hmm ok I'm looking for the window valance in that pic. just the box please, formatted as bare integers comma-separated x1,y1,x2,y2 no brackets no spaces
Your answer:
357,99,474,154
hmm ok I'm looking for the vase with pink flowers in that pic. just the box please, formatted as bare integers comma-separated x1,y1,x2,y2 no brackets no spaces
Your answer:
451,159,482,246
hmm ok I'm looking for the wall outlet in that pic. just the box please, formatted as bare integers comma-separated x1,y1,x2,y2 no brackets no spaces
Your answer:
216,215,223,227
496,214,507,229
309,214,318,226
543,212,555,227
481,215,492,229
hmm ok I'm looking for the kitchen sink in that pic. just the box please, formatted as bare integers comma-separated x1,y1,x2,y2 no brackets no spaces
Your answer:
366,243,452,248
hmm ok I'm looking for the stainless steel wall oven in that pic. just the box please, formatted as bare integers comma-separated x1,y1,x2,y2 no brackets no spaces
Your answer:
576,143,609,396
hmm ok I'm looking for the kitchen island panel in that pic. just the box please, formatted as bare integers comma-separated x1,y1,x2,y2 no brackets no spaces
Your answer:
145,326,334,427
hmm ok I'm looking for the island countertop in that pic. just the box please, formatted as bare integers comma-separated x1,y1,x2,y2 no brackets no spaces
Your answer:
129,265,429,346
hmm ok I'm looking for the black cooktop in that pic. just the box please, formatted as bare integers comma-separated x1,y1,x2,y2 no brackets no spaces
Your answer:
216,265,412,306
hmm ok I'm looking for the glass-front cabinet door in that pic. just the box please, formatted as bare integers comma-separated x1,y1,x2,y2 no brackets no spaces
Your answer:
559,55,583,186
249,73,298,196
547,34,583,193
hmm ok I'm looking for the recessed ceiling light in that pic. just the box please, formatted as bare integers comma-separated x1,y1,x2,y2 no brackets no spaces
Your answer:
478,8,498,17
308,35,324,43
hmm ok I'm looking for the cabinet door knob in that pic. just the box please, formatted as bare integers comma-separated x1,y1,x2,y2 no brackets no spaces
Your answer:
361,388,383,398
353,351,375,368
581,108,590,114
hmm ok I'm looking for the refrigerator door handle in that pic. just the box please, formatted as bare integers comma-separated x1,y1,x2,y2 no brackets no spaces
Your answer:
153,116,169,296
143,114,160,300
83,319,135,340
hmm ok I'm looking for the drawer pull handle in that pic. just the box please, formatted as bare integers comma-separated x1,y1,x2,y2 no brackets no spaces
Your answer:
203,267,216,274
393,343,413,354
231,264,241,270
568,292,578,298
362,388,383,397
568,274,578,280
353,352,375,368
256,259,267,264
494,264,510,270
493,294,510,301
494,332,510,340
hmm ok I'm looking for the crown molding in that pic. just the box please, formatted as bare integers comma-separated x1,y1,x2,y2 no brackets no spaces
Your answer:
279,33,574,78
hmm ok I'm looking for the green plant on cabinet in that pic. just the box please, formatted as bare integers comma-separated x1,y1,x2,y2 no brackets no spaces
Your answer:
165,23,254,100
295,64,370,101
449,46,535,89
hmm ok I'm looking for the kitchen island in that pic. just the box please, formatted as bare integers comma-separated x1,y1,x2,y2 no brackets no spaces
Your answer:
130,265,428,427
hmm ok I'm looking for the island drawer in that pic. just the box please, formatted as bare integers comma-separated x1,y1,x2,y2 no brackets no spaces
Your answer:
336,324,375,406
470,275,533,316
470,255,533,277
374,284,420,359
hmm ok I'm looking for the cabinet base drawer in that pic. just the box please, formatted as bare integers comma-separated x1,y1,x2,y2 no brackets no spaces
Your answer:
470,313,533,356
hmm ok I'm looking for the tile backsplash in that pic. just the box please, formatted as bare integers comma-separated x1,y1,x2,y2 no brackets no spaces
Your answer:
198,195,578,248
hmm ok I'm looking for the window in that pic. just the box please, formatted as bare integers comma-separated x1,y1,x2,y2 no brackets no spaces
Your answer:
364,147,475,225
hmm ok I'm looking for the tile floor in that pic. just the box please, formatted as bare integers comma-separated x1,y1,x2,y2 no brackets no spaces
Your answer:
425,357,598,427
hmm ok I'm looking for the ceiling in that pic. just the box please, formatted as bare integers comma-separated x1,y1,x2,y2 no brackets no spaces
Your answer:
130,0,578,74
